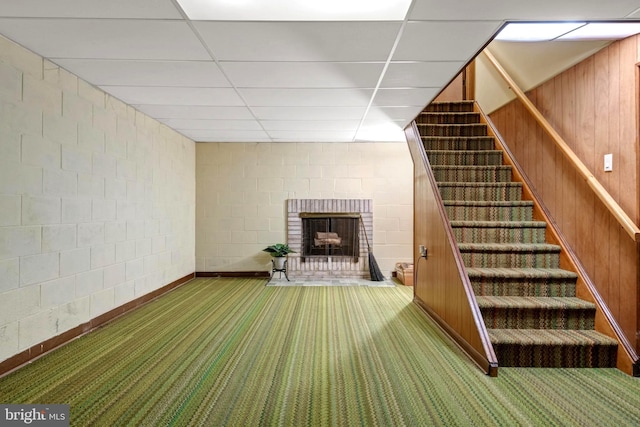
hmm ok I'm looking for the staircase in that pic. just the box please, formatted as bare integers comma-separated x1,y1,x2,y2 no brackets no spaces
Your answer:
417,101,618,368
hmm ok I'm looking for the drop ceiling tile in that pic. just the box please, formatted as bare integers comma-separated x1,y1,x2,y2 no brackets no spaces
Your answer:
381,61,464,88
0,19,210,60
239,88,374,107
182,130,270,142
365,106,425,122
54,59,230,87
161,119,262,131
372,88,440,106
252,106,366,120
221,62,383,88
409,0,640,20
101,86,245,106
194,21,402,61
267,130,356,141
360,117,408,128
393,21,501,61
134,105,254,120
260,120,361,131
0,0,182,18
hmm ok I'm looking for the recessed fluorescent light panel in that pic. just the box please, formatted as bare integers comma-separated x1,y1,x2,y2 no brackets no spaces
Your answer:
495,22,586,42
557,22,640,40
496,21,640,42
177,0,413,21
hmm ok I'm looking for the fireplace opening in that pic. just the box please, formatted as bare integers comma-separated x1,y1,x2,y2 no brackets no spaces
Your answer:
300,213,359,262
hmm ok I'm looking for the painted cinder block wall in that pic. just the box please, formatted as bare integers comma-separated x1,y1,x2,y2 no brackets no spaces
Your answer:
0,36,196,363
195,142,414,277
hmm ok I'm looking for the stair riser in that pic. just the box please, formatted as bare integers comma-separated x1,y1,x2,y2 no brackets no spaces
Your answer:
425,102,474,112
427,151,503,166
433,167,512,183
491,343,617,368
422,137,495,151
444,205,534,221
439,185,522,201
471,280,577,297
461,252,560,268
481,307,596,329
453,227,546,244
417,113,481,124
419,124,487,137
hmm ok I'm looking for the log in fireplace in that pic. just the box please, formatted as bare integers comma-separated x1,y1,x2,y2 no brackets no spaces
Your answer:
300,212,360,262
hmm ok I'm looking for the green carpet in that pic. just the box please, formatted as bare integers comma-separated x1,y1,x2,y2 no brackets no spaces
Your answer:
420,101,618,368
1,278,640,426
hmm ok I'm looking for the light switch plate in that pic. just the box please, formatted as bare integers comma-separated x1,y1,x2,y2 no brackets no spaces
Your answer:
604,153,613,172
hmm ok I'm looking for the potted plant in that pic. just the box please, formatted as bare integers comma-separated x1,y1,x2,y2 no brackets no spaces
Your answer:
263,243,295,269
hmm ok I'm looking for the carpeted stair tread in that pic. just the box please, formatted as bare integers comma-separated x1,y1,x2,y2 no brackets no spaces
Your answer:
418,123,488,137
468,268,578,297
444,199,534,222
438,182,523,201
451,220,546,228
488,329,618,368
478,296,596,330
451,221,547,243
426,150,504,166
423,137,496,151
444,200,534,208
425,101,475,112
488,329,617,345
476,296,595,310
432,165,512,182
417,112,481,124
459,243,561,269
467,267,578,280
458,243,561,252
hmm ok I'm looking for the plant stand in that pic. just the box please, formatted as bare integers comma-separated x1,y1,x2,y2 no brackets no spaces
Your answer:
271,258,289,281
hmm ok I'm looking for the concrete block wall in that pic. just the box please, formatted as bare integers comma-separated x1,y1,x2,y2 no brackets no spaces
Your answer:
196,142,413,276
0,36,196,363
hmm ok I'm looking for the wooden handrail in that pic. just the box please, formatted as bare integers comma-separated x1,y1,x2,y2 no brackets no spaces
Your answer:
483,49,640,242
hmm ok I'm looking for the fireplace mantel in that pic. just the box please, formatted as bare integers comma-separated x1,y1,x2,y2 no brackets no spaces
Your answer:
299,212,360,219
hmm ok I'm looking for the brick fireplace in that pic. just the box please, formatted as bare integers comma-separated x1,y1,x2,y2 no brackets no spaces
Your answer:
286,199,373,279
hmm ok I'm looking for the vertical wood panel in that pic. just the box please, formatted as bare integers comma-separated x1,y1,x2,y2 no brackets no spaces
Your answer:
554,75,565,223
618,37,638,220
435,72,464,102
594,47,612,304
562,66,577,243
489,35,640,352
541,81,557,208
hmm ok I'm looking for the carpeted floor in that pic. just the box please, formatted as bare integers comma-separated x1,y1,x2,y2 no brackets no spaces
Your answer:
1,277,639,426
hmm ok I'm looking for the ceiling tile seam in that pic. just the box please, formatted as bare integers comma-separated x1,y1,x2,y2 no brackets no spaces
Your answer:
353,0,418,140
168,0,275,142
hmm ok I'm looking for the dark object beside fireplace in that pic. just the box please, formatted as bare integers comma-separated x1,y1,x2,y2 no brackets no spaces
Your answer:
300,213,359,262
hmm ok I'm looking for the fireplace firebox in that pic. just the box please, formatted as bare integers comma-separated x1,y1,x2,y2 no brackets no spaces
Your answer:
300,212,359,262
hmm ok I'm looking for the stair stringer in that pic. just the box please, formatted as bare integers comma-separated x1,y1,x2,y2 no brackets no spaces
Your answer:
477,102,640,376
405,121,499,376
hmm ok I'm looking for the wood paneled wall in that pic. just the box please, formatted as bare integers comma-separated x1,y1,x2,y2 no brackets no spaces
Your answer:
488,35,640,351
434,62,476,103
405,123,497,375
